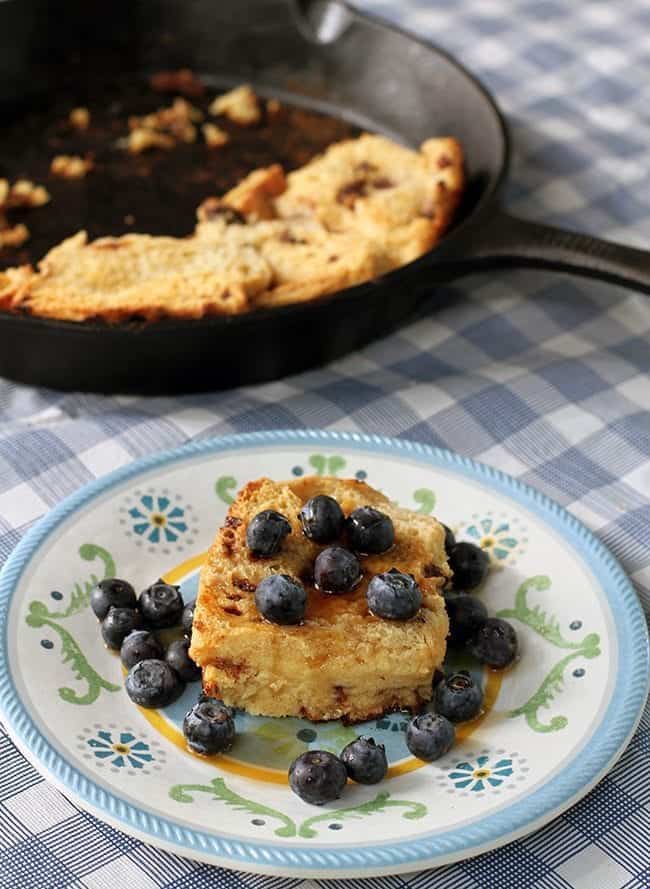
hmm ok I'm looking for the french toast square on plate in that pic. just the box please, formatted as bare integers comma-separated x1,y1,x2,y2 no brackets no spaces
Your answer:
190,476,450,723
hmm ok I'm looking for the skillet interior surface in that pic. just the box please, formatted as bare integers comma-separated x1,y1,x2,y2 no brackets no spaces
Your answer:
0,0,508,393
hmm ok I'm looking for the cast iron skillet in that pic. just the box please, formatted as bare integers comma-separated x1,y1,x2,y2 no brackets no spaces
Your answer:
1,0,649,394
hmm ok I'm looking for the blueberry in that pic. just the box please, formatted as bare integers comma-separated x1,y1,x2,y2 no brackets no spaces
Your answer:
449,542,490,591
255,574,306,624
101,607,143,650
346,506,395,554
125,658,184,708
90,578,136,620
166,638,201,682
299,495,345,543
406,712,455,761
120,629,164,669
138,580,184,628
314,546,361,594
367,569,421,620
441,524,456,554
246,510,291,557
445,593,488,644
183,697,235,755
435,671,484,722
288,750,348,805
470,617,519,668
340,737,387,785
181,600,195,638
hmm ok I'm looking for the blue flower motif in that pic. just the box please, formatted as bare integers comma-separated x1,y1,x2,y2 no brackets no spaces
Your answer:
448,755,513,792
375,713,409,733
464,517,520,563
87,730,153,769
129,494,187,544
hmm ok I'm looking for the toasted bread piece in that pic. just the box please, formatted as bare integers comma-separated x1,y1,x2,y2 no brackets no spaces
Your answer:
274,134,464,269
0,131,464,322
190,476,450,722
3,230,273,321
216,165,287,221
197,216,380,307
209,84,261,126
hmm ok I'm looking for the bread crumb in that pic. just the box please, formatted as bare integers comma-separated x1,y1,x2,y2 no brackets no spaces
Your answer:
202,123,230,148
0,179,50,209
210,84,260,126
0,223,29,248
124,214,135,225
126,98,201,150
69,107,90,131
50,155,93,179
9,179,51,207
149,68,205,97
125,129,175,154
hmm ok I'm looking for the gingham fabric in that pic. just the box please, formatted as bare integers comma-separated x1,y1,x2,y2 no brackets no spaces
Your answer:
1,0,650,886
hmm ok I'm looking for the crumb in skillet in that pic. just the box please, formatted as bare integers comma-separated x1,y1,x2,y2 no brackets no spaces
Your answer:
0,179,50,209
50,155,94,179
202,123,230,148
210,85,261,126
149,68,206,98
122,128,174,154
69,107,90,131
0,222,29,248
126,98,203,151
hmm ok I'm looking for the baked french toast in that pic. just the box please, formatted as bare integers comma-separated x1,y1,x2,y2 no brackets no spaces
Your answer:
0,125,463,321
190,476,451,723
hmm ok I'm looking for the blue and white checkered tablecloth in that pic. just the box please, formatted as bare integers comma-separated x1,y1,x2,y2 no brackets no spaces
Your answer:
1,0,650,886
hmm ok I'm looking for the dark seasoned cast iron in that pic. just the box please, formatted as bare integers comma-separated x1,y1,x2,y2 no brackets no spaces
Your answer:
0,0,648,394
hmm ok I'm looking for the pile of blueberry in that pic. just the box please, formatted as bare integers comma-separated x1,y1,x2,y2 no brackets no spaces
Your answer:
91,578,236,756
287,524,520,806
249,496,423,623
442,525,519,667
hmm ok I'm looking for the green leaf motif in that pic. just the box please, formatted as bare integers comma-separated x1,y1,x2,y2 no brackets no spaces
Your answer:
26,605,119,705
169,779,427,841
215,475,237,505
45,544,116,619
327,456,346,476
497,575,601,733
299,791,427,838
308,455,347,477
308,455,326,476
413,488,436,515
25,543,119,705
170,778,296,837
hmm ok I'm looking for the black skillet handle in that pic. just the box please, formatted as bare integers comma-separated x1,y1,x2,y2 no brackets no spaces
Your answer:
447,208,650,295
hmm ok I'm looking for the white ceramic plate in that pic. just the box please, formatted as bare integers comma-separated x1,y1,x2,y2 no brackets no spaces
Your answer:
0,430,647,878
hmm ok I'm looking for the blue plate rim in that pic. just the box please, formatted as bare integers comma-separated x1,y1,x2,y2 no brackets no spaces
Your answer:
0,429,648,874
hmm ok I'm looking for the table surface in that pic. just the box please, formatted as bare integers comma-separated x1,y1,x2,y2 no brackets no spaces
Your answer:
1,1,650,887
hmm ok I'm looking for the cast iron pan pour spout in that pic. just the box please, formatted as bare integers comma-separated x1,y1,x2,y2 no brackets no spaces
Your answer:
447,208,650,295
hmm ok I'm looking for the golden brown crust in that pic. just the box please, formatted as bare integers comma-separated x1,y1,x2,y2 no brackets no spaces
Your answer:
196,215,381,308
217,165,287,221
0,131,464,322
190,476,450,721
4,231,271,322
275,133,464,269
